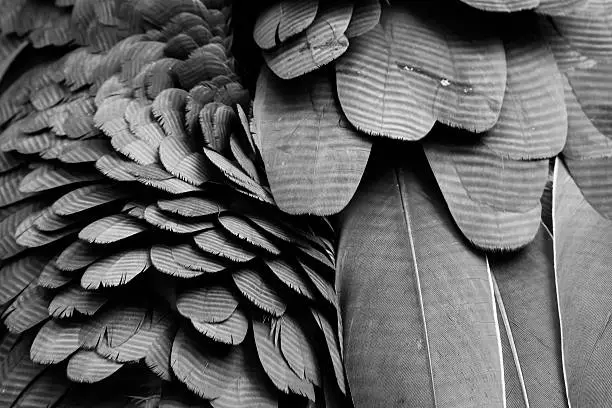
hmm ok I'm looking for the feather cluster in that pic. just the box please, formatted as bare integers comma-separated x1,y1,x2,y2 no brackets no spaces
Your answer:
251,0,612,251
0,0,345,407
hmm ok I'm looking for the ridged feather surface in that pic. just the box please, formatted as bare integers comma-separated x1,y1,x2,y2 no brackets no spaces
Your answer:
0,1,345,407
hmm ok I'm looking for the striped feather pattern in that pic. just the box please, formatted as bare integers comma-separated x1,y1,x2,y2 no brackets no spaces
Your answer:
30,320,80,364
0,1,347,406
563,64,612,159
263,1,353,79
19,165,103,194
81,248,150,289
564,157,612,219
0,201,45,260
199,102,236,154
145,204,214,233
482,28,567,159
219,214,282,255
48,285,107,318
561,61,612,219
191,308,248,345
177,285,239,324
279,316,320,384
459,0,537,12
336,3,506,140
424,133,548,249
125,101,166,146
253,0,319,49
159,136,211,185
96,311,174,362
252,319,315,400
79,214,147,244
171,326,277,406
0,168,37,207
0,255,49,305
52,184,129,216
111,131,159,165
67,350,124,383
553,4,612,62
56,240,104,271
204,147,275,204
229,133,261,183
344,0,380,38
37,259,73,289
265,258,315,299
0,151,23,174
311,309,345,393
232,267,287,316
157,196,222,217
171,243,230,273
151,244,205,278
0,334,47,408
2,283,52,333
194,228,258,262
254,67,372,215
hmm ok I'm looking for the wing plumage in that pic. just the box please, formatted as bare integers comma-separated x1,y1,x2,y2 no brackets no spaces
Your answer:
0,1,345,407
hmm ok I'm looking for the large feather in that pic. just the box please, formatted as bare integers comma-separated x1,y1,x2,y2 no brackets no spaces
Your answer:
553,159,612,407
337,145,503,407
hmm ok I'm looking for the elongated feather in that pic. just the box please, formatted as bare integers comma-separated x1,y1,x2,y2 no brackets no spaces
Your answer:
337,147,503,407
554,159,612,407
489,226,568,407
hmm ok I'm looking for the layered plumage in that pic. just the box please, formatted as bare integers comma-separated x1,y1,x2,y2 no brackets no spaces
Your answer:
2,0,612,407
0,1,345,407
249,0,612,407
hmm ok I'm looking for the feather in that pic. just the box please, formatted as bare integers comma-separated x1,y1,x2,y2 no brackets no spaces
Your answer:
157,196,223,217
278,315,320,385
553,159,612,407
151,244,209,278
198,102,235,154
190,307,248,345
232,267,287,317
48,284,107,318
263,1,353,80
253,0,318,49
254,67,371,215
203,147,275,204
30,320,81,364
144,204,214,233
51,183,130,216
311,309,346,394
344,0,380,38
79,214,147,244
158,135,211,185
2,283,52,333
37,258,73,289
424,129,548,250
489,226,568,407
81,248,151,289
252,319,315,400
19,164,103,194
177,285,239,324
193,228,258,263
264,258,315,299
336,147,503,407
170,326,278,407
67,350,124,383
335,1,506,139
219,214,282,255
